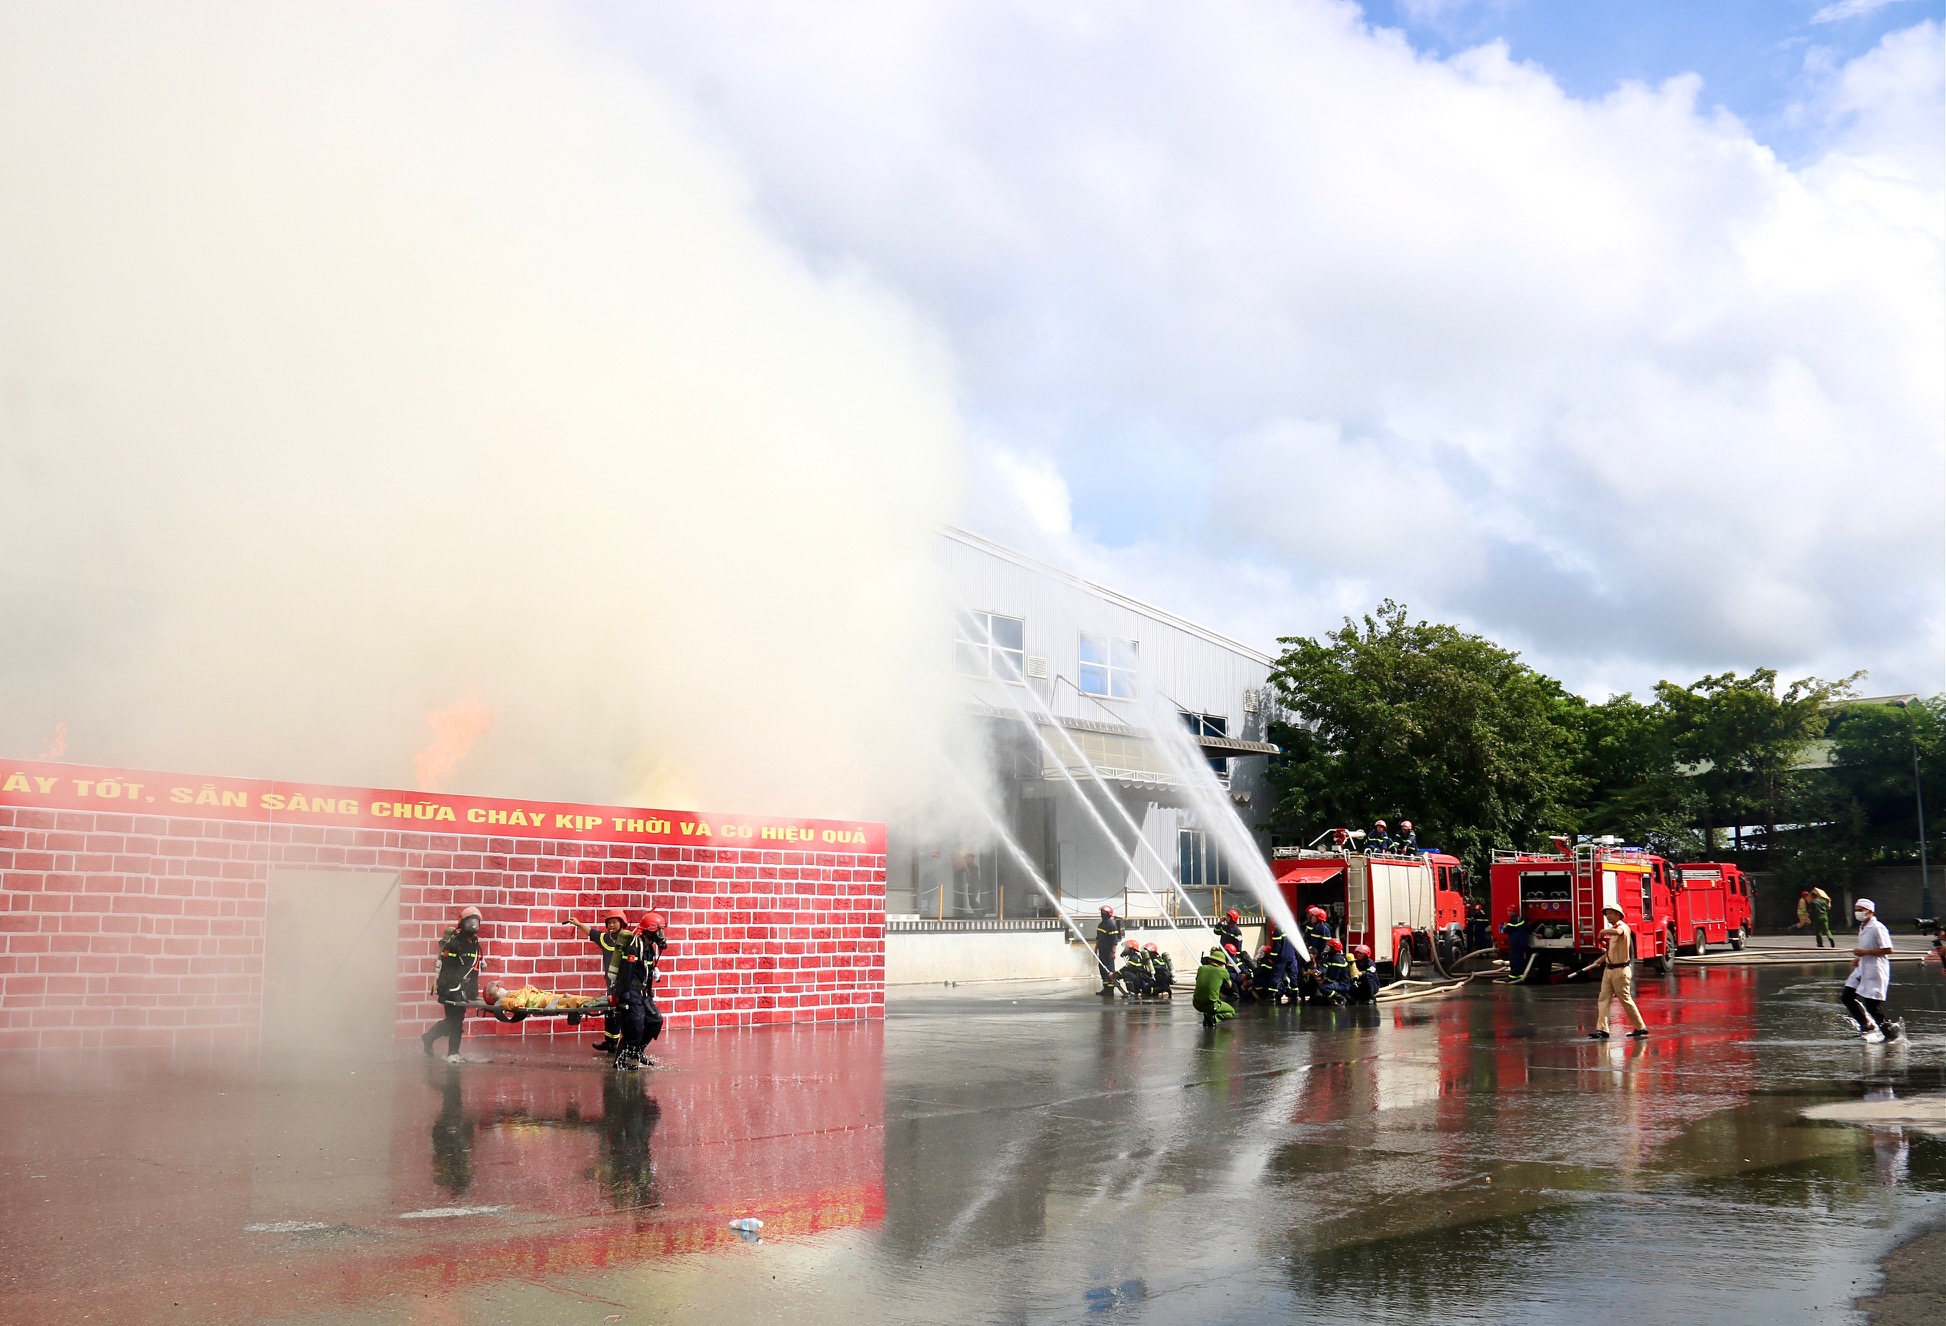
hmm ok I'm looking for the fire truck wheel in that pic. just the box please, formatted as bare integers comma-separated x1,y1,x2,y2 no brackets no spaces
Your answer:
1692,928,1708,957
1648,950,1669,975
1394,941,1414,981
1729,926,1747,951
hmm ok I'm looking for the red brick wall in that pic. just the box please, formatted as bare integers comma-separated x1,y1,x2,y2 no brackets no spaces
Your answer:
0,768,886,1051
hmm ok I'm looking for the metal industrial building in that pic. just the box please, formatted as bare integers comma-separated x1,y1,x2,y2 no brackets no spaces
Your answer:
886,528,1278,926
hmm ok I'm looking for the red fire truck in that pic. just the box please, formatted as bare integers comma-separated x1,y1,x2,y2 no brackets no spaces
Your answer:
1668,862,1755,953
1273,837,1468,979
1490,838,1678,979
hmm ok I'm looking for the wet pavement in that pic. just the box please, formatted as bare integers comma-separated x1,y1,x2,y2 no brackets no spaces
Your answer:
2,962,1943,1325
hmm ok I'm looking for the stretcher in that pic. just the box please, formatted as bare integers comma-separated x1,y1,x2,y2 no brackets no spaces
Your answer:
457,997,615,1025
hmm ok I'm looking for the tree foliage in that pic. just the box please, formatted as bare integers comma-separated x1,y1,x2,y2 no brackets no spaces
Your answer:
1267,601,1575,874
1264,600,1930,891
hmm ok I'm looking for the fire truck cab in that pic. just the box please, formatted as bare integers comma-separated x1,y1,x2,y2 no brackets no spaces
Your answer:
1668,862,1755,953
1273,839,1468,980
1490,839,1678,979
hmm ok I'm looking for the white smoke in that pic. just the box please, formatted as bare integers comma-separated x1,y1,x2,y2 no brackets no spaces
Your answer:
0,1,969,818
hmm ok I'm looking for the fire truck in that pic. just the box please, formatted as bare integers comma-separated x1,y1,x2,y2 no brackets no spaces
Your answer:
1273,835,1468,979
1668,861,1755,953
1490,838,1678,979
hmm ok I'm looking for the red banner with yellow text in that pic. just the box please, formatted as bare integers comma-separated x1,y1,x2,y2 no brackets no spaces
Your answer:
0,760,884,853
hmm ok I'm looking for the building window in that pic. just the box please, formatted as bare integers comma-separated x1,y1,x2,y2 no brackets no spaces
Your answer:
1181,712,1229,779
954,611,1025,681
1078,632,1137,699
1177,827,1230,909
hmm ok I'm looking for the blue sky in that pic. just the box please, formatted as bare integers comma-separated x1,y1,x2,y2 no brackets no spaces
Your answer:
1364,0,1944,155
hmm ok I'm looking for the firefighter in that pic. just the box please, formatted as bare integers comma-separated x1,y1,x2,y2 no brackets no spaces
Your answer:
561,907,634,1054
1193,947,1237,1027
1144,942,1174,997
1588,905,1648,1040
1369,819,1391,854
1264,922,1305,1004
421,906,484,1062
1316,938,1352,1004
1301,904,1334,950
1094,905,1125,996
1348,944,1380,1003
1213,908,1245,953
1466,900,1491,954
1840,898,1900,1043
1809,888,1835,948
1117,939,1152,998
1397,819,1419,854
613,911,667,1070
1501,907,1532,982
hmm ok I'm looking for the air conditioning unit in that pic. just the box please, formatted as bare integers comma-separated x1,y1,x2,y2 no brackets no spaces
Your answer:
1025,654,1050,679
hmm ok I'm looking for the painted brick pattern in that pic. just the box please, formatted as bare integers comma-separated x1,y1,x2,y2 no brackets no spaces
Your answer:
0,805,885,1051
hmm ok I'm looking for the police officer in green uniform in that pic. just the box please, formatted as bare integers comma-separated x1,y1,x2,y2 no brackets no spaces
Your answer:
1193,947,1237,1028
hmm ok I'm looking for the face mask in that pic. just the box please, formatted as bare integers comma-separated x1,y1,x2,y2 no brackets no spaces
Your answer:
1853,911,1869,923
462,918,480,934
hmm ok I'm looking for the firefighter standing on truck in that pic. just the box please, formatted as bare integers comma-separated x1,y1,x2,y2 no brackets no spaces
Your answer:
422,906,485,1062
560,908,635,1055
1588,905,1648,1040
1094,904,1125,996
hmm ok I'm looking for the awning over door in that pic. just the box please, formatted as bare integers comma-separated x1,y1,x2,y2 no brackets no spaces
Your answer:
1273,862,1347,886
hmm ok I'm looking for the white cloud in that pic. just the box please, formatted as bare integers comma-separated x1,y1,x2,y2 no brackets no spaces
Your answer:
606,1,1943,695
1811,0,1921,25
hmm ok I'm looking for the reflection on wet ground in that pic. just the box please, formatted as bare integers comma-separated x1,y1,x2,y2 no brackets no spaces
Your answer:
1,963,1941,1324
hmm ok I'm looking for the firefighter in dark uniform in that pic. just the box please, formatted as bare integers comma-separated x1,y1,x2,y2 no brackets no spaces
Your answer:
1265,922,1305,1004
421,905,484,1061
561,907,635,1054
1501,906,1532,981
1094,905,1125,996
1348,943,1380,1002
1369,819,1392,854
1144,942,1174,997
1117,939,1151,998
1213,908,1244,953
610,911,667,1071
1396,819,1419,854
1316,938,1353,1004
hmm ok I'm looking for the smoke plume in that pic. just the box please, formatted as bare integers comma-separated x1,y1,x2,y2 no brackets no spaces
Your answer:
0,2,966,819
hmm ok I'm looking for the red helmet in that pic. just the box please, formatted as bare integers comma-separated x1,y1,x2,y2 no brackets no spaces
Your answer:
1223,943,1239,955
1225,909,1240,923
601,908,627,925
1100,904,1114,915
457,906,482,922
1400,820,1413,831
1124,939,1141,951
1143,942,1158,953
1352,944,1372,959
1507,907,1520,920
1373,819,1388,830
1306,906,1326,922
640,912,665,932
1327,938,1344,952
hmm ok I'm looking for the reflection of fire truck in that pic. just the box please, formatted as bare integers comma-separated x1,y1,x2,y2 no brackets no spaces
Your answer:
1273,838,1467,979
1490,838,1679,978
1668,862,1755,953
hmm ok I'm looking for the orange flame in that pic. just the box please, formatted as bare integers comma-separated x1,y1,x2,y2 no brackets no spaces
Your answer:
36,722,67,761
413,697,494,792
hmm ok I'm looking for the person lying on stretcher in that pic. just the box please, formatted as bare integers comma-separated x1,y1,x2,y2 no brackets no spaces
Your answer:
482,981,605,1011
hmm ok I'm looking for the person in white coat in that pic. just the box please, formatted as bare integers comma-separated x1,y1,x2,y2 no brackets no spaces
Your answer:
1840,898,1899,1043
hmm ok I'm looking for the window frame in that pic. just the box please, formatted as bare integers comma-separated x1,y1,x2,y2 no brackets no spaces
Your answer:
1078,631,1139,699
954,610,1026,682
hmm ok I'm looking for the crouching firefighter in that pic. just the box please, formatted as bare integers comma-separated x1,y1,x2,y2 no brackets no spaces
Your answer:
1144,942,1174,997
1193,947,1237,1028
1117,940,1153,998
422,906,484,1061
1315,938,1353,1005
1347,944,1380,1003
561,907,635,1055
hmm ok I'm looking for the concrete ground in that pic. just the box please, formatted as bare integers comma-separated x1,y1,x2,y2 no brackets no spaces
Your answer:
2,957,1943,1325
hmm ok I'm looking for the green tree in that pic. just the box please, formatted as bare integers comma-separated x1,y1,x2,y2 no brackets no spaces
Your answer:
1654,669,1858,852
1553,691,1703,858
1266,601,1577,878
1820,695,1943,863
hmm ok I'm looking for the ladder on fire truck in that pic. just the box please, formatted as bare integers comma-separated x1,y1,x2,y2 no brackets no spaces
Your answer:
1570,843,1601,948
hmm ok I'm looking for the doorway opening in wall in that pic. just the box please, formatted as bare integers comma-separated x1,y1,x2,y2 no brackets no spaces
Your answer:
1178,827,1231,920
261,870,400,1059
